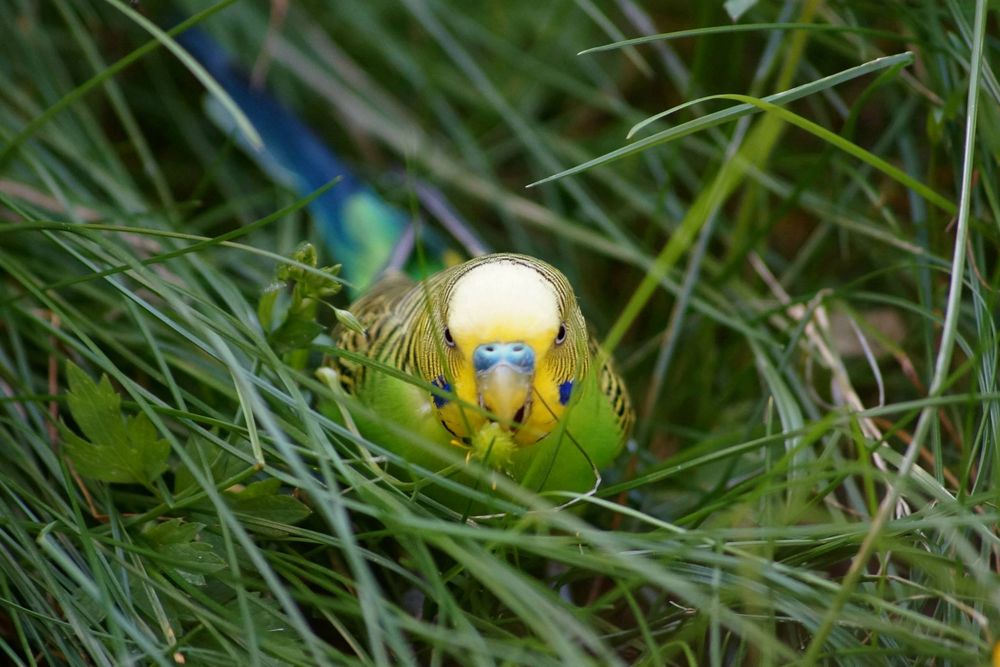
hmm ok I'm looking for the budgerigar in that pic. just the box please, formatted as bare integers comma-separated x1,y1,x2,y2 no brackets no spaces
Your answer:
329,253,633,504
177,28,633,505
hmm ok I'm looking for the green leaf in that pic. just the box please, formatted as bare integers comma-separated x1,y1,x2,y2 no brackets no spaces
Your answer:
227,479,311,526
231,494,312,525
62,361,169,485
268,318,325,352
142,519,226,579
156,541,226,577
228,594,310,663
65,361,126,447
233,478,281,499
144,517,204,545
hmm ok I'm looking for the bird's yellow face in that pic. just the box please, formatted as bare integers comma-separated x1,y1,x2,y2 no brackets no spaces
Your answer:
415,256,589,446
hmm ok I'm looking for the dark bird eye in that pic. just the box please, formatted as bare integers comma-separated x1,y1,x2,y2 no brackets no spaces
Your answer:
555,323,567,345
444,327,456,347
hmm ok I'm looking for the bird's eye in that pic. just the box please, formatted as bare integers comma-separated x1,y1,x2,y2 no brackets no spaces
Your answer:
555,323,567,345
444,327,456,347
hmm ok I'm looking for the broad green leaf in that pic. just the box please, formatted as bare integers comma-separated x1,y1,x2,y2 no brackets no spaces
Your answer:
226,594,310,664
230,495,312,525
65,361,127,448
62,361,169,485
60,423,129,483
233,478,281,499
227,479,312,526
269,318,325,352
143,518,204,545
142,519,226,579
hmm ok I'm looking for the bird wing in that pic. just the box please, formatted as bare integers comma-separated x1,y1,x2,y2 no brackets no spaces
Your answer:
331,271,416,395
590,335,635,445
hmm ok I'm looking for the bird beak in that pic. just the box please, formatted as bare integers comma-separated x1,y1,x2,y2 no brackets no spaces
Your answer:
473,342,535,429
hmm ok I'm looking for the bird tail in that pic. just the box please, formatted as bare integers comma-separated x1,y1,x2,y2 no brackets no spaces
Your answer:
174,26,448,293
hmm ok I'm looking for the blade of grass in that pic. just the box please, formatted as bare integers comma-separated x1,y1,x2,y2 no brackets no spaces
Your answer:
802,0,989,661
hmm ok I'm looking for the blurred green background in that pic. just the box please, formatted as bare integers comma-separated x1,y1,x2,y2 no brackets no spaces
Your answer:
1,1,998,665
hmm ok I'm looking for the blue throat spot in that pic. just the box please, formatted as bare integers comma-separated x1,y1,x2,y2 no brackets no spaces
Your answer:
558,380,574,406
432,375,451,408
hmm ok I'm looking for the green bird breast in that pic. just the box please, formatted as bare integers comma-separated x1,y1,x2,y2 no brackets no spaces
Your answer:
326,253,633,510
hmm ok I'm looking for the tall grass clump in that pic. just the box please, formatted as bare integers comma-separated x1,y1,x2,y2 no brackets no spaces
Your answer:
1,1,998,664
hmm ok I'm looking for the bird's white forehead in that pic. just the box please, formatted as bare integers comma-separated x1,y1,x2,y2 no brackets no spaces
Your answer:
447,262,560,340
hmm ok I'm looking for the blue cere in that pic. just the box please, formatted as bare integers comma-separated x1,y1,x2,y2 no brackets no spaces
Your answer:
473,342,535,373
559,380,574,405
431,376,451,408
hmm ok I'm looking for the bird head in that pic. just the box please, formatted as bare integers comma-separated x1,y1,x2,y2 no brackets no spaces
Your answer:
414,254,590,446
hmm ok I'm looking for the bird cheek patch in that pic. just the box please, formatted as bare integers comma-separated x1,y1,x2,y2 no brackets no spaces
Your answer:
558,380,574,405
433,387,487,443
431,375,451,408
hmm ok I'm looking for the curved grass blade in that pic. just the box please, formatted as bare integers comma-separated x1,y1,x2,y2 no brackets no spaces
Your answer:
0,0,246,167
802,0,988,661
528,52,914,188
663,92,954,214
101,0,261,150
578,22,913,56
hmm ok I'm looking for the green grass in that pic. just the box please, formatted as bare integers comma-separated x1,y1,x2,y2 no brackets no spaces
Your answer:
1,1,999,665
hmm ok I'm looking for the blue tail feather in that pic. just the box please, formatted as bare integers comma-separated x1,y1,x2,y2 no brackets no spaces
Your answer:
175,27,443,292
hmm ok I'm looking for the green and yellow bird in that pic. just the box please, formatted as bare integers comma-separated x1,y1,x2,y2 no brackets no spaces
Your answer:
329,253,633,504
180,31,631,506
